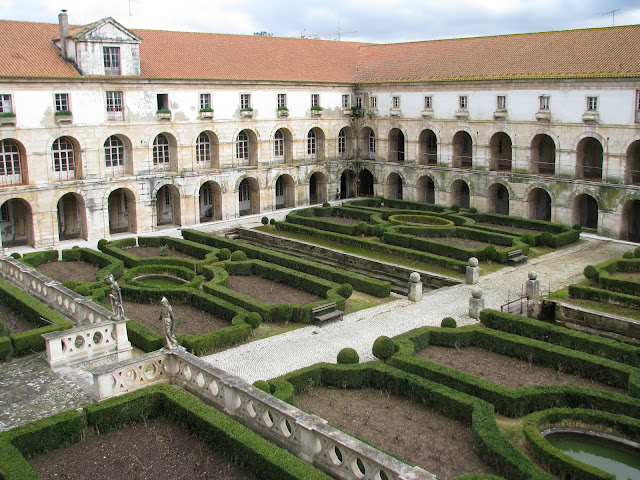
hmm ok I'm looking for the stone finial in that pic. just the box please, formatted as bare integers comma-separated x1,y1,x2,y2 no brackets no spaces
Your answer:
469,287,484,319
468,257,479,267
408,272,423,302
526,271,540,299
409,272,421,283
528,271,537,280
466,257,480,285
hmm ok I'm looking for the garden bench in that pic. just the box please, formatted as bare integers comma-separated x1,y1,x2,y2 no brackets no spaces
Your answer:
507,249,528,265
312,302,344,324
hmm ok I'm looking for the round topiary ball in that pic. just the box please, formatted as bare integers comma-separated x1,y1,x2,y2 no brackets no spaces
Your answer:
372,336,396,361
322,202,331,208
246,312,261,329
521,233,536,247
485,245,497,262
468,207,478,214
372,224,386,239
97,238,108,250
338,283,353,298
230,250,247,262
337,347,359,364
217,248,231,261
623,251,634,259
583,265,598,280
572,224,583,232
540,231,553,247
441,317,457,328
451,205,460,213
269,218,276,226
261,216,269,226
357,221,368,236
253,380,271,393
9,252,21,259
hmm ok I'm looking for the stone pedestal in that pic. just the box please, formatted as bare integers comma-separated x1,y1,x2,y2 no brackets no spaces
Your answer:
526,271,540,299
466,257,479,284
408,272,423,302
469,287,484,319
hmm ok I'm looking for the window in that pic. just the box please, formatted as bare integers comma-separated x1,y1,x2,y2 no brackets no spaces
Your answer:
636,91,640,111
0,203,8,222
355,97,362,108
370,96,377,109
311,94,320,107
240,94,251,110
539,95,550,110
106,91,124,120
424,96,432,109
236,131,249,160
201,183,212,207
497,95,506,110
342,94,350,109
392,96,400,108
104,135,125,168
275,178,284,197
52,137,75,172
103,47,121,75
368,130,376,153
0,140,20,177
587,96,598,111
277,93,286,109
55,93,69,112
200,93,211,111
239,181,250,202
164,189,171,207
307,130,316,155
196,133,210,164
459,96,468,109
0,94,12,114
274,130,284,157
338,129,346,154
157,94,169,111
153,134,170,165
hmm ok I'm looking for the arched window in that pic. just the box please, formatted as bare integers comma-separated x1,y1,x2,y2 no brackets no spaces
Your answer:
0,139,20,177
274,130,284,157
307,130,316,156
236,131,248,160
196,133,210,164
104,135,125,168
338,128,346,154
52,137,75,172
153,134,170,165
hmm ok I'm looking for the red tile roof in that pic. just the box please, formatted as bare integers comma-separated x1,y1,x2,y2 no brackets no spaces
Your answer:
0,18,639,83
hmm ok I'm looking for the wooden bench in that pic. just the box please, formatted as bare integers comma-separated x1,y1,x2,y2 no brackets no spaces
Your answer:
507,249,528,265
312,302,344,324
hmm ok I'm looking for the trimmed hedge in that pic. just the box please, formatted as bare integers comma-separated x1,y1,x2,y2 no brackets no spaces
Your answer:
61,247,124,281
0,335,10,361
19,250,58,268
0,384,330,480
568,284,640,310
123,264,202,290
181,229,391,297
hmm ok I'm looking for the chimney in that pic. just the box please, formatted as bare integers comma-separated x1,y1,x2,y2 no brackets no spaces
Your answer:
58,9,69,60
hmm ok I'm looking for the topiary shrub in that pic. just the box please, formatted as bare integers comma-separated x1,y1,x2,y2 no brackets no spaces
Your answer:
484,245,497,263
338,283,353,299
356,221,368,236
322,202,330,207
540,231,553,247
635,245,640,258
623,251,634,259
253,380,271,393
246,312,261,329
217,248,231,261
273,304,294,323
441,317,457,328
269,218,276,226
230,250,247,262
583,265,598,280
372,224,386,239
261,216,269,226
10,252,21,259
372,336,396,362
97,238,108,250
451,205,460,213
572,224,582,232
468,207,478,214
336,347,359,364
521,234,536,247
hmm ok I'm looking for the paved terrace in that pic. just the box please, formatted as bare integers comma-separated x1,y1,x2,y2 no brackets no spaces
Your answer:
0,207,634,431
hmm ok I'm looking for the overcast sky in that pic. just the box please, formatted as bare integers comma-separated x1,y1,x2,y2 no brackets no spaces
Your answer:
1,0,639,43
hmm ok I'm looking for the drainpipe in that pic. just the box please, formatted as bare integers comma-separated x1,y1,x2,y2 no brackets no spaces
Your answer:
58,9,69,61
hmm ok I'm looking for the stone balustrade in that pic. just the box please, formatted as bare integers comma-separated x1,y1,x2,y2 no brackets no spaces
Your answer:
91,348,435,480
0,254,112,326
42,320,132,368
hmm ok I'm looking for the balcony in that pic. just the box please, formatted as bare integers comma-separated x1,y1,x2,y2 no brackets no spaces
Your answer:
421,108,434,119
240,108,253,118
277,107,289,117
535,110,551,122
156,110,171,121
199,109,214,120
493,109,507,120
310,106,323,117
455,109,469,120
582,111,599,124
55,111,73,124
390,107,402,116
0,113,16,126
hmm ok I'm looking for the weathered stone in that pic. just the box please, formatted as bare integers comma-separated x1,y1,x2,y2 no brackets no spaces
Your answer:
466,257,479,284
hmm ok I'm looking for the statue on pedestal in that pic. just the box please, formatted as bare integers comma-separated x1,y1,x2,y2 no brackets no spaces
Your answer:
105,274,125,320
160,296,178,350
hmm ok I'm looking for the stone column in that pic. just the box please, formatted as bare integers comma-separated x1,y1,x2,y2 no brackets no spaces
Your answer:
466,257,479,284
526,271,540,299
408,272,422,302
469,287,484,319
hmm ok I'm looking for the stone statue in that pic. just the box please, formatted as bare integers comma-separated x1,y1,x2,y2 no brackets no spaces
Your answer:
160,296,179,350
105,274,125,320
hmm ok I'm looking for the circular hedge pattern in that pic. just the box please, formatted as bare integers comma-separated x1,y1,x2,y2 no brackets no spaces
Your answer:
388,214,455,227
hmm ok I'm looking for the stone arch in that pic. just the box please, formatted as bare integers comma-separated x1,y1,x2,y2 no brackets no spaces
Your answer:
151,132,178,172
57,191,88,241
385,172,404,199
155,184,181,227
198,180,222,222
530,133,556,175
487,183,510,215
275,174,295,209
416,175,436,204
51,135,82,180
359,168,375,197
418,129,438,165
0,198,34,247
309,171,327,205
620,197,640,242
489,132,512,171
573,193,599,229
238,176,260,216
625,140,640,185
273,127,293,164
0,138,28,185
388,128,405,163
452,130,473,168
307,127,326,161
450,179,470,209
527,187,552,221
576,136,603,180
107,187,137,234
360,127,376,160
340,168,356,199
236,129,258,166
338,126,356,159
195,130,220,169
103,134,134,176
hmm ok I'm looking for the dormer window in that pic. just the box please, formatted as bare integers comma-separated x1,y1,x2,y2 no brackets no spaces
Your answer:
103,47,121,75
